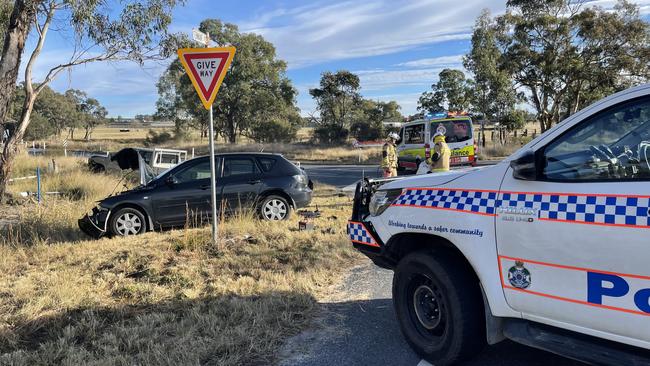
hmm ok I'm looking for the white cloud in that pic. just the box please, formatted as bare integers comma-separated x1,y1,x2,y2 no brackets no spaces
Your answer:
396,54,464,68
244,0,504,69
356,67,443,91
21,47,169,117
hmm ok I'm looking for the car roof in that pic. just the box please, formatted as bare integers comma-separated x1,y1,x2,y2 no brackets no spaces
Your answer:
216,152,283,157
403,117,472,126
190,152,284,159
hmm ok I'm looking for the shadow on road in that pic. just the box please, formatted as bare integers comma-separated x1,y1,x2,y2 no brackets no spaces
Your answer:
281,297,585,366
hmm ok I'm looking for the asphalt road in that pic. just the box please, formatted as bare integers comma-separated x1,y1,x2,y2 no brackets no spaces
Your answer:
279,263,586,366
302,160,498,188
302,164,382,188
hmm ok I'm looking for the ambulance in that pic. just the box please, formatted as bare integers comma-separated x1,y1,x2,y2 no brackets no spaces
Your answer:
349,84,650,365
396,112,477,175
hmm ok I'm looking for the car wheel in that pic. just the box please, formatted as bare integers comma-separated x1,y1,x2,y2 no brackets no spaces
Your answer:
259,195,292,221
393,251,485,366
109,207,146,236
89,162,105,173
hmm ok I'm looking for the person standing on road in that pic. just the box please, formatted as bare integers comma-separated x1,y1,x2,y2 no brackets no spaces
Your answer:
428,131,451,172
381,132,399,178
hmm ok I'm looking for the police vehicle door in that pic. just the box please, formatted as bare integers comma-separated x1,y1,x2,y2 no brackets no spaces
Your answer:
496,96,650,346
398,122,426,171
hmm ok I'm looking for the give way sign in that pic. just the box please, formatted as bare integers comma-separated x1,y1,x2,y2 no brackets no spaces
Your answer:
177,47,236,109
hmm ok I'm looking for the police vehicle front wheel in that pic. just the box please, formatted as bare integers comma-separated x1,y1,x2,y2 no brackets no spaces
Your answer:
393,251,485,365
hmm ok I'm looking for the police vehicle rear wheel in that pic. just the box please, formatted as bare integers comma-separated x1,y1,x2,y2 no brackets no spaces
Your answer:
393,251,485,365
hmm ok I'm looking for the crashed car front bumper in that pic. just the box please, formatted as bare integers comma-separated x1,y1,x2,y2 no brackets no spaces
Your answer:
78,206,110,239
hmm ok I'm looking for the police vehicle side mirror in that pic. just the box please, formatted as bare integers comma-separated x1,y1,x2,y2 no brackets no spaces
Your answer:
510,150,537,181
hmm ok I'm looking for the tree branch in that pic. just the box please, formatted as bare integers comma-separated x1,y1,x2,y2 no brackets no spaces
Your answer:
24,3,55,98
35,50,121,94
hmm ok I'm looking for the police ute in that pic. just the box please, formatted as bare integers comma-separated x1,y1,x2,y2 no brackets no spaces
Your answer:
348,84,650,366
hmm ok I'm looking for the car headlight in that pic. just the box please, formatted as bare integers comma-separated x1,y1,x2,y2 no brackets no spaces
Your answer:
369,189,403,216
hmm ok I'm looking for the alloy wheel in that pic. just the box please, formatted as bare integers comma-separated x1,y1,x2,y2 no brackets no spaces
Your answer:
115,212,142,235
263,199,288,220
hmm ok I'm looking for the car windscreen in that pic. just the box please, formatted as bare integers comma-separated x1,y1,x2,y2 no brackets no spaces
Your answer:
430,119,472,143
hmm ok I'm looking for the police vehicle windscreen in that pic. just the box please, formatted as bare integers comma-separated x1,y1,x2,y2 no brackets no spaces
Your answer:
430,119,472,143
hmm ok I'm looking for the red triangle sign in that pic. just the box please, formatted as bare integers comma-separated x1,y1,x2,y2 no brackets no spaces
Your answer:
177,47,236,109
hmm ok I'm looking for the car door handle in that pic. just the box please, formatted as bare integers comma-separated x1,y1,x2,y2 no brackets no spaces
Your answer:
248,179,261,185
200,184,210,190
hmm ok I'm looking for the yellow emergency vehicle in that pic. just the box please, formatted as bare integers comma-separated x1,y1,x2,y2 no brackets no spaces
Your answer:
396,112,477,174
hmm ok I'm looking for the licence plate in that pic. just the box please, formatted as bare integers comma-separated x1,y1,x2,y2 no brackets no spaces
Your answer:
450,157,461,164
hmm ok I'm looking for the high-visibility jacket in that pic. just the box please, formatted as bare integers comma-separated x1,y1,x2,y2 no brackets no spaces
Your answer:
429,141,451,172
381,142,398,169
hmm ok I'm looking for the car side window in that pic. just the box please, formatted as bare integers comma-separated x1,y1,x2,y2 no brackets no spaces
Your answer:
223,158,260,177
174,160,215,183
404,124,425,144
543,96,650,181
257,157,277,172
158,153,180,164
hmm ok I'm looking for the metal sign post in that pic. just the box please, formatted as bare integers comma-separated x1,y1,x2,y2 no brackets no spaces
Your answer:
207,105,218,242
178,34,235,247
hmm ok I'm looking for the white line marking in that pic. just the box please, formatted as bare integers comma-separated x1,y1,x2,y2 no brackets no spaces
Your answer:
417,360,433,366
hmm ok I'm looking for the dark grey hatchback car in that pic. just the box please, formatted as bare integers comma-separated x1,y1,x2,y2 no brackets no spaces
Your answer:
79,153,313,238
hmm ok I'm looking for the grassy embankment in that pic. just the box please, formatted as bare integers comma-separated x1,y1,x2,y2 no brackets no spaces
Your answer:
0,154,361,365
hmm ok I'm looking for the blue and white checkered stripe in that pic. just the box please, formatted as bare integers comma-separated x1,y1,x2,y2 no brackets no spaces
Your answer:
348,221,379,247
499,192,650,228
393,189,499,216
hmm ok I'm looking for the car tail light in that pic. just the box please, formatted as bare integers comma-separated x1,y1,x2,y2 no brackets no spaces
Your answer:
293,174,308,187
424,143,431,159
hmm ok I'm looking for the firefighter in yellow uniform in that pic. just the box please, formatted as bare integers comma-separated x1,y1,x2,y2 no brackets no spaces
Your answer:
428,131,451,172
381,132,400,177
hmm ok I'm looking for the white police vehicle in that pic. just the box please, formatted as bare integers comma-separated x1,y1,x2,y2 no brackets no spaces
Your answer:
349,84,650,365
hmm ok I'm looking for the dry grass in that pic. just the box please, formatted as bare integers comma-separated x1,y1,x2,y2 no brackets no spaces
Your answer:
36,126,380,164
175,142,382,164
0,156,361,365
90,127,176,140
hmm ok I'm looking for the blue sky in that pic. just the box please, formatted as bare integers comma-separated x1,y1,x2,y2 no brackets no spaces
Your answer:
24,0,650,118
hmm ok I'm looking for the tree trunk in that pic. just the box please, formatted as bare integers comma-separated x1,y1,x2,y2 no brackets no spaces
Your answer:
227,116,236,143
0,95,35,200
0,1,35,125
2,1,68,202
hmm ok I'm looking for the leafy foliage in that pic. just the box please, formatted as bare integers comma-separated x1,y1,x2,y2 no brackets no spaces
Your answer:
145,129,173,145
350,100,402,141
495,0,650,131
7,86,106,141
310,71,402,143
310,70,361,128
0,0,183,200
464,10,521,122
156,19,301,143
418,69,472,113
